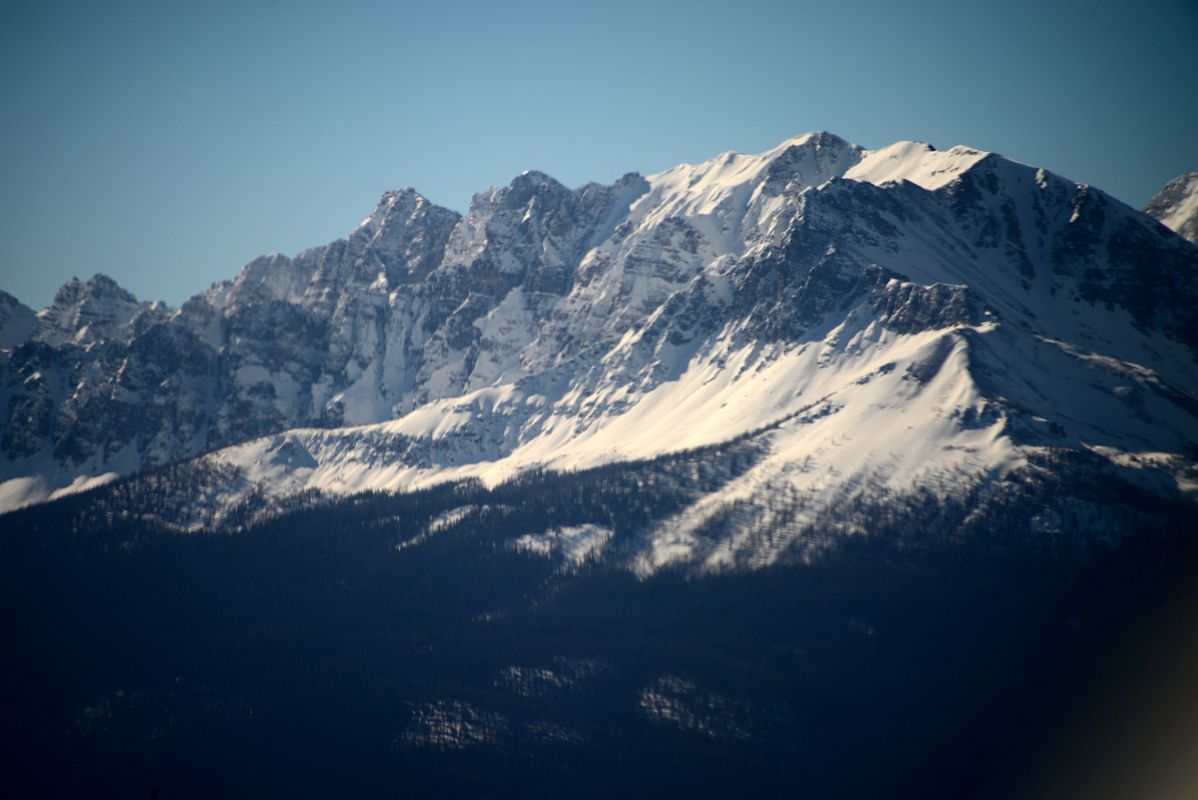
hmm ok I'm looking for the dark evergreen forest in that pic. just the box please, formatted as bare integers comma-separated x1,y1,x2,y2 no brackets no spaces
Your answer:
2,443,1195,798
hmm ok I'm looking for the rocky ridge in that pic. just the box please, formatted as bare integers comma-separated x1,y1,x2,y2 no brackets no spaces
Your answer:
2,133,1196,570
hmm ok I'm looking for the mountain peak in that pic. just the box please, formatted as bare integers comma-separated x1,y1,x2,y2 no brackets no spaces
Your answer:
510,169,568,194
85,272,137,298
358,187,441,230
30,273,147,348
49,273,138,310
49,276,82,306
771,130,852,153
1145,171,1198,245
379,186,426,205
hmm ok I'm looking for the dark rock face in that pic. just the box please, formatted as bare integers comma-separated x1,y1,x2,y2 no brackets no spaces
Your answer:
0,291,36,348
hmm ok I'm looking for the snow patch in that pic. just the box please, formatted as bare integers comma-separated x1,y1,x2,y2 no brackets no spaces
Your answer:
509,524,614,567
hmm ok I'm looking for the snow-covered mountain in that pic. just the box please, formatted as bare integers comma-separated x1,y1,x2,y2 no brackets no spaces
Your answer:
1146,171,1198,245
3,132,1196,569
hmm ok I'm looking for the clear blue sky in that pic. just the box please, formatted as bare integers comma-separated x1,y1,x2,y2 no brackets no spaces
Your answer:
2,0,1196,309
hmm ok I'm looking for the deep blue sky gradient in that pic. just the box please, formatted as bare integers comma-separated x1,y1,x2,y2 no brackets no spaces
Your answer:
2,0,1196,308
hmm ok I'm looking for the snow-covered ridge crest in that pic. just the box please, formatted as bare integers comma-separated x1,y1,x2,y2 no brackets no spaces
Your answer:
634,131,865,255
844,140,993,190
2,132,1196,538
